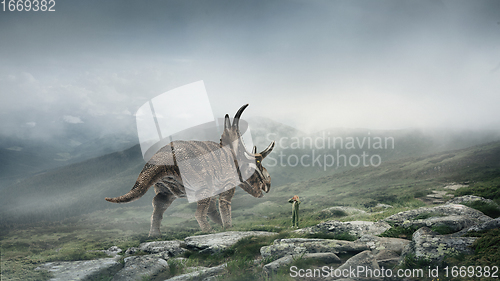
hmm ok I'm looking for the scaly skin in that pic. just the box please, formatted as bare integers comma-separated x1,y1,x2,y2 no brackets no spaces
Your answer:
106,105,275,236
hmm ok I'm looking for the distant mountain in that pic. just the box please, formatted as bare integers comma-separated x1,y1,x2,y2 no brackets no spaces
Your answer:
0,144,146,225
248,117,500,186
1,116,500,226
0,133,138,187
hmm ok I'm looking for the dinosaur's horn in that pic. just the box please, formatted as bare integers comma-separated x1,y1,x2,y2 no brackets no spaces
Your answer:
232,104,249,131
260,141,275,159
224,114,231,131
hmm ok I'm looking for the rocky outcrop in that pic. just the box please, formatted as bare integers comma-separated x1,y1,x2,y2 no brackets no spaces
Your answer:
260,235,410,277
401,227,477,264
125,240,185,257
164,263,227,281
400,214,486,233
359,235,409,255
263,253,341,274
320,206,368,217
466,217,500,233
34,202,496,281
184,231,275,254
34,231,275,281
295,220,391,238
35,258,122,281
384,204,492,228
260,238,369,259
334,250,381,280
446,195,498,206
371,203,393,212
112,254,169,281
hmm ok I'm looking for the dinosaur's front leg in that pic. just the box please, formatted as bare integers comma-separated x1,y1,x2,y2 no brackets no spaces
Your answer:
219,188,235,229
149,193,175,237
207,197,223,226
195,197,213,232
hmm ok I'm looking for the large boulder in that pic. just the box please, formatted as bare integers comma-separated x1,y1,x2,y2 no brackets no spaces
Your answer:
466,217,500,233
35,258,122,281
111,254,169,281
446,195,498,206
164,263,227,281
295,221,391,238
333,250,381,280
263,253,341,274
400,215,486,234
384,204,492,231
373,249,401,269
126,240,185,258
260,238,368,259
320,206,368,217
359,235,409,255
401,227,477,264
184,231,275,254
359,235,409,271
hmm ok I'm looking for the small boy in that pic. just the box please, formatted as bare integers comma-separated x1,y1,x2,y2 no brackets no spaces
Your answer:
288,195,300,228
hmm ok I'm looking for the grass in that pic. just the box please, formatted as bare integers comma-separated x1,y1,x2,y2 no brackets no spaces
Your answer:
460,228,500,266
401,253,434,269
430,224,456,235
379,224,421,239
440,229,500,280
463,201,500,218
2,141,500,280
454,177,500,202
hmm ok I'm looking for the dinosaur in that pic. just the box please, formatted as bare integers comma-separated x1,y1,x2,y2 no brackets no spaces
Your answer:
105,104,275,236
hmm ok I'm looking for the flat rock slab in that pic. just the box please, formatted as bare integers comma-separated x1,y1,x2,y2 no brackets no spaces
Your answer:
384,204,492,226
112,254,168,281
35,258,121,281
184,231,276,253
447,195,498,206
334,250,381,280
401,214,486,234
374,249,401,269
444,183,468,191
261,238,369,259
467,217,500,233
359,235,409,255
402,227,477,263
165,263,227,281
296,220,391,238
320,206,368,216
126,240,185,257
263,253,341,274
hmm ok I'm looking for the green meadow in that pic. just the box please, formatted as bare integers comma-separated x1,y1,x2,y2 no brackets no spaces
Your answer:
2,140,500,280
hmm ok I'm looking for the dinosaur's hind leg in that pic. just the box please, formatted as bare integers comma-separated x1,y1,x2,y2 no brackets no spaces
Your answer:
219,188,235,229
207,197,222,226
149,192,175,237
195,197,213,232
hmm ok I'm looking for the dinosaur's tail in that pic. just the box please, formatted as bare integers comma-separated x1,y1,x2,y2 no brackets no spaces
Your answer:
105,163,166,203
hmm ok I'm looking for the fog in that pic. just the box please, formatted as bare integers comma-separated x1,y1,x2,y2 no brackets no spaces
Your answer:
1,0,500,141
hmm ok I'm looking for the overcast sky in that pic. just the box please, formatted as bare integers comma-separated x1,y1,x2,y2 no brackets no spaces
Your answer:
1,0,500,140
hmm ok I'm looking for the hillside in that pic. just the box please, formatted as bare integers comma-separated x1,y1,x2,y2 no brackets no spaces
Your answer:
0,133,138,188
0,145,147,225
2,140,500,281
1,122,500,227
218,140,500,229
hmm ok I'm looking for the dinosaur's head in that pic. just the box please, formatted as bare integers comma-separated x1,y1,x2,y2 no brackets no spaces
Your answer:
239,144,274,198
220,104,275,198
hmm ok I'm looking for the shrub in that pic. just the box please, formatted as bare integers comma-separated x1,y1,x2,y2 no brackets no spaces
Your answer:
379,225,420,239
463,201,500,218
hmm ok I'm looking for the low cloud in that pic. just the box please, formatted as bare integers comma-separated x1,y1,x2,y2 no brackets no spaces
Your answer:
63,115,84,124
